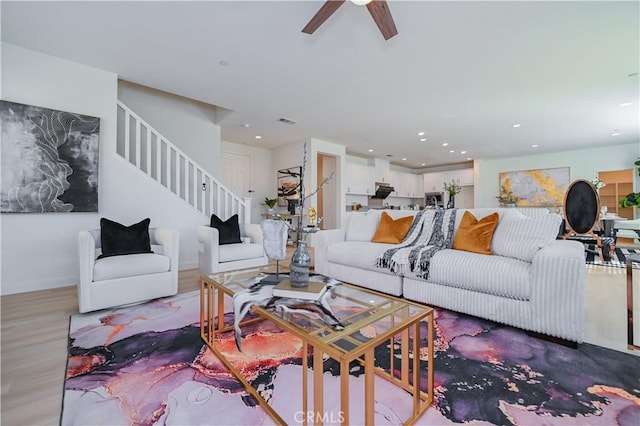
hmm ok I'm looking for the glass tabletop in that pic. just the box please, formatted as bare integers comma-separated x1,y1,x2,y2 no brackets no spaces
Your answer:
204,266,432,357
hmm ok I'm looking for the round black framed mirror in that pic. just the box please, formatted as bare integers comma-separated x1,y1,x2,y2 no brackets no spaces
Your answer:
563,179,599,235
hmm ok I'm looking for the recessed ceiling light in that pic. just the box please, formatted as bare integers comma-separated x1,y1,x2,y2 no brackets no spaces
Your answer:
402,158,407,161
368,149,374,152
618,102,632,107
219,60,229,66
241,123,250,128
417,131,425,136
531,144,538,148
466,157,472,161
611,132,620,136
420,138,427,142
449,150,455,153
512,123,522,128
460,150,467,154
255,135,262,139
421,163,426,166
442,143,449,146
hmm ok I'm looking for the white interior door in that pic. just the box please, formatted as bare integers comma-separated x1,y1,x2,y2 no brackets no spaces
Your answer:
221,152,251,198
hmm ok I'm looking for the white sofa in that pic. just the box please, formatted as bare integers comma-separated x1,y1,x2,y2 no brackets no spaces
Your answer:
78,227,179,313
315,208,586,343
197,224,268,274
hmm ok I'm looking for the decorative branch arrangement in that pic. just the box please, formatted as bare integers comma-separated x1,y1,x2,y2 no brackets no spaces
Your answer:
443,180,461,196
274,142,334,229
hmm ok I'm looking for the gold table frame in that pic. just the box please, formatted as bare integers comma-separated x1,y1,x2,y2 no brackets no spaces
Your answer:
627,254,640,350
200,268,434,425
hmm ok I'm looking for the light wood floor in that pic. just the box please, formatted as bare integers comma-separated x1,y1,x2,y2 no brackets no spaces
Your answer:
1,248,298,425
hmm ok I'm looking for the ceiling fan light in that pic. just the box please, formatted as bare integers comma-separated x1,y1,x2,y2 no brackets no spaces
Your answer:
351,0,373,5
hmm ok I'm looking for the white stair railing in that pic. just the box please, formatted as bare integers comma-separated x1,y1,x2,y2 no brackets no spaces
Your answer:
116,101,250,223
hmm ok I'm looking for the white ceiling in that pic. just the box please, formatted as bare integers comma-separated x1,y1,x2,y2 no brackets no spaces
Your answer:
2,1,638,169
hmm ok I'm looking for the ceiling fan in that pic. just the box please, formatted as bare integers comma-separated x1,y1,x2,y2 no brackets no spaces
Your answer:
302,0,398,41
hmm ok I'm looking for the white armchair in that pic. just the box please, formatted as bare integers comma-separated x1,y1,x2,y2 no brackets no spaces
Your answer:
197,224,268,275
77,227,179,313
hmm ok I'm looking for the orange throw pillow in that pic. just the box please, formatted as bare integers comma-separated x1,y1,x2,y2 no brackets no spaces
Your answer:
452,211,499,255
371,211,414,244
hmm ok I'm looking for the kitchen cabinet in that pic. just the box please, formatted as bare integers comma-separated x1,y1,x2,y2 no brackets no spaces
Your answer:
373,158,391,183
388,170,424,198
442,169,473,186
415,174,424,197
454,168,473,186
424,173,438,193
345,162,427,199
423,168,474,194
389,170,404,197
345,163,374,195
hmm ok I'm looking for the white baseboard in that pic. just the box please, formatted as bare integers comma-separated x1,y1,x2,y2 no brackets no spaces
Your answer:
0,275,77,296
179,260,199,270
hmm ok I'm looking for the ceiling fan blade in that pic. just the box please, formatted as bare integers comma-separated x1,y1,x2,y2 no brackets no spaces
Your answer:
302,0,346,34
366,0,398,40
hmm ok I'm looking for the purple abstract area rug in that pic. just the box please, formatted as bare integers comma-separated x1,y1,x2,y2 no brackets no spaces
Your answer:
63,291,640,425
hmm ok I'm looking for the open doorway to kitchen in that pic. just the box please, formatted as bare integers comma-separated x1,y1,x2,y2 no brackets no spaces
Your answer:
317,153,337,229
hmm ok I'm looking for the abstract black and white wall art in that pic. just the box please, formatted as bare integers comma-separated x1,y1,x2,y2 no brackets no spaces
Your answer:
1,101,100,212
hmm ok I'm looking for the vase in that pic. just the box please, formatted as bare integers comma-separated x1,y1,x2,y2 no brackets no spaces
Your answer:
290,238,311,288
289,227,318,288
447,195,455,209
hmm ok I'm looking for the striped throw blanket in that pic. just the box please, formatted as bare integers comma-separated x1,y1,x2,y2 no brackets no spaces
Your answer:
376,209,457,279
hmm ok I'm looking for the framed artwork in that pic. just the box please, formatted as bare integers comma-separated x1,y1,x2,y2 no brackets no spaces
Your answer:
0,101,100,213
499,167,570,207
277,166,301,207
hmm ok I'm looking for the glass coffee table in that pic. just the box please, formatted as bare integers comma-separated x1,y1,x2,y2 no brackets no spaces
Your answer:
200,266,434,425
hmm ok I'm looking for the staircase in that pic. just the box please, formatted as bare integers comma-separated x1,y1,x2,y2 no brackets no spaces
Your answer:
116,101,250,223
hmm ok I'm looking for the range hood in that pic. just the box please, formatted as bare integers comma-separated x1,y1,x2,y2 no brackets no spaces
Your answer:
371,182,394,199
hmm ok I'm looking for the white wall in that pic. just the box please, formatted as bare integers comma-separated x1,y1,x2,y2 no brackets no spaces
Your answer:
475,143,640,208
270,139,346,244
0,44,209,295
221,141,273,224
1,43,117,295
309,139,346,228
118,80,220,178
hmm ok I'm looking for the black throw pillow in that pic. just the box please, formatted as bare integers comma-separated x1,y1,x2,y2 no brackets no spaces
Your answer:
210,214,242,245
98,218,153,259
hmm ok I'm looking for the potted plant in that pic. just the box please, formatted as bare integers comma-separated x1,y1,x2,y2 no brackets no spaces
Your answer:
443,180,461,208
619,192,640,208
591,177,606,190
264,197,277,215
496,185,519,207
617,158,640,208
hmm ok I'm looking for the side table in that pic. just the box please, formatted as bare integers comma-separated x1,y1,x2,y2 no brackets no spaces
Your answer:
626,254,640,350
